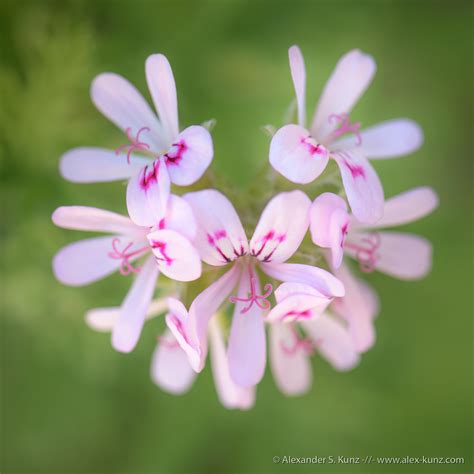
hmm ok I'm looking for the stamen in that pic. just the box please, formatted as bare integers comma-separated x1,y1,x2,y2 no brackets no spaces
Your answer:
115,126,151,163
108,238,149,275
344,232,381,273
328,113,362,145
280,325,322,356
229,266,273,314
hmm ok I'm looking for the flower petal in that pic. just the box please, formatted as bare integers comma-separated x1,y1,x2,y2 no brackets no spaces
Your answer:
309,193,349,269
184,190,248,266
112,256,159,352
52,206,144,238
332,119,423,159
145,54,179,147
60,147,150,183
261,262,345,298
173,265,241,371
250,190,311,263
346,231,433,280
289,45,306,127
227,270,266,387
147,229,201,282
209,317,255,410
351,187,439,231
311,49,376,140
85,298,168,332
331,262,378,352
270,323,312,396
91,73,166,150
166,126,214,186
269,124,329,184
159,194,197,241
126,159,170,227
150,329,197,395
52,236,141,286
267,282,331,322
332,150,384,224
302,313,360,371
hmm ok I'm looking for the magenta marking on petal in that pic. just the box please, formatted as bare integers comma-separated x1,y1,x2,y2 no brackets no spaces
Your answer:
300,136,325,156
139,160,160,191
344,232,381,273
328,113,362,145
157,335,180,350
340,222,349,248
165,140,188,166
280,325,322,357
158,218,166,229
168,314,192,346
206,230,244,263
229,266,273,314
251,229,286,262
150,240,174,266
108,238,149,275
115,126,151,163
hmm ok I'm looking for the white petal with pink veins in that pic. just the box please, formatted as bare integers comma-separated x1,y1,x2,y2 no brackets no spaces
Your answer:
309,193,349,269
333,119,423,159
332,150,384,224
269,124,329,184
52,206,145,238
209,317,255,410
289,45,306,127
150,329,197,395
60,147,150,183
91,73,166,150
311,49,376,140
112,256,159,353
331,262,378,352
270,323,312,396
166,126,213,186
261,262,345,298
302,313,360,371
184,190,248,266
346,231,433,280
53,236,144,286
126,159,170,227
145,54,179,147
250,190,311,263
159,195,197,241
351,187,439,231
227,269,266,387
183,265,241,371
147,229,201,282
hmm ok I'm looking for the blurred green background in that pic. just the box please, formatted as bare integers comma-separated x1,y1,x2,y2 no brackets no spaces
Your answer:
1,0,473,473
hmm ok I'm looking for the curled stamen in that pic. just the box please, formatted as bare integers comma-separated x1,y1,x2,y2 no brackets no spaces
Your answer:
345,232,381,273
108,238,149,275
115,126,151,163
280,325,322,356
329,113,362,145
229,267,273,314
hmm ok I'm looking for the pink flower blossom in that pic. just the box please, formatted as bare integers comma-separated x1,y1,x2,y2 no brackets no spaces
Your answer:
86,299,254,410
52,196,202,353
60,54,213,226
165,189,345,388
309,187,438,351
269,45,424,224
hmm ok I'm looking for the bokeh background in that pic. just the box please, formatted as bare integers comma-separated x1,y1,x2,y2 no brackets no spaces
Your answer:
1,0,473,473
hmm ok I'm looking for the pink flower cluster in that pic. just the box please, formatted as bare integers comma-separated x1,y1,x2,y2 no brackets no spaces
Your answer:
53,47,438,408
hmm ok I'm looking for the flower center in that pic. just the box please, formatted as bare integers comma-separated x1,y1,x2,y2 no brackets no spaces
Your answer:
344,232,381,273
328,113,362,145
280,325,322,356
108,238,149,275
229,265,273,314
115,127,152,163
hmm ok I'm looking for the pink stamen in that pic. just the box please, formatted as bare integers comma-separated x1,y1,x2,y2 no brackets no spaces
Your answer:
229,266,273,314
344,232,381,273
115,126,151,163
108,238,149,275
329,113,362,145
280,325,323,356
